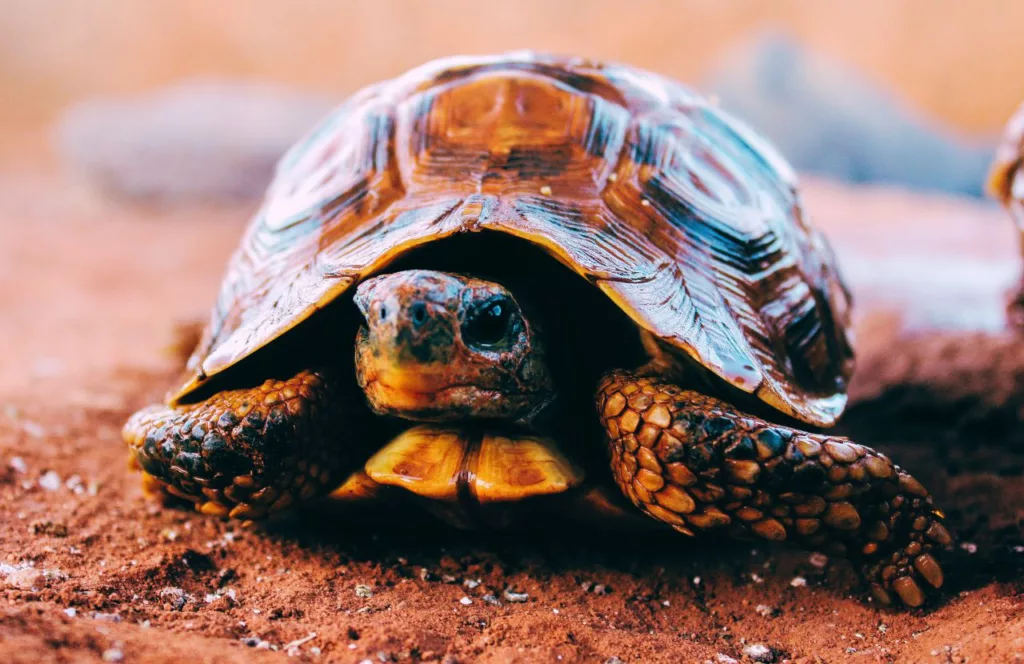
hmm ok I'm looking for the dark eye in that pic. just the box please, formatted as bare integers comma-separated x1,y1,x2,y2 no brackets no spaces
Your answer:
463,298,515,348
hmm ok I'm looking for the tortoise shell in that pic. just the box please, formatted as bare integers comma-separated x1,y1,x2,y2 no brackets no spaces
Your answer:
176,52,854,427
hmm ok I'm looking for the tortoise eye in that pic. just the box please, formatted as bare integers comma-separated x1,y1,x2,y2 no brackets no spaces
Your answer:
463,298,516,349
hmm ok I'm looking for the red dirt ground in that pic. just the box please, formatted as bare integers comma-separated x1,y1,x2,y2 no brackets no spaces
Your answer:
1,169,1023,663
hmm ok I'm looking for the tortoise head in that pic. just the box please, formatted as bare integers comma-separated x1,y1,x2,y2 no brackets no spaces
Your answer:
353,270,555,422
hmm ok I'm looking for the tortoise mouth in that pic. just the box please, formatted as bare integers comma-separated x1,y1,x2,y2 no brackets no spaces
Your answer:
362,371,555,422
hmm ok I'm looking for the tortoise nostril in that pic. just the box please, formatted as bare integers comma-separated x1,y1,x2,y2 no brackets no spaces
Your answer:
410,302,428,327
378,305,389,321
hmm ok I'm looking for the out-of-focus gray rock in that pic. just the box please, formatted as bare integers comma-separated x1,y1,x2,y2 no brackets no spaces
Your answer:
54,79,334,202
706,31,997,197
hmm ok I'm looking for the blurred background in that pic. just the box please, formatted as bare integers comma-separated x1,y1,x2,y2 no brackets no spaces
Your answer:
2,0,1023,198
3,0,1024,367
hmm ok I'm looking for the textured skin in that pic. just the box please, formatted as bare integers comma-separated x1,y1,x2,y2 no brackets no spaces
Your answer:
597,370,953,607
988,101,1024,328
175,52,853,428
123,370,363,521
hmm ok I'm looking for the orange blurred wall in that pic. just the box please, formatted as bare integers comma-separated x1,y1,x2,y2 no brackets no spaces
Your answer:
1,0,1021,133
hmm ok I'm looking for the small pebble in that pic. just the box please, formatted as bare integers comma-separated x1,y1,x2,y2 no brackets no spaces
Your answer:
503,589,529,603
754,604,776,617
9,457,26,473
592,584,609,595
21,421,45,438
742,644,777,663
808,552,829,568
463,579,480,589
159,587,188,611
102,649,124,663
64,608,77,618
960,542,977,554
789,576,807,587
459,596,472,606
38,470,61,491
715,654,739,664
539,185,552,196
355,584,373,598
92,613,122,623
482,594,501,606
29,520,68,537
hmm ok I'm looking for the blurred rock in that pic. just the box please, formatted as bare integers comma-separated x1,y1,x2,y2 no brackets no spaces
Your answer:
707,31,997,197
54,79,333,202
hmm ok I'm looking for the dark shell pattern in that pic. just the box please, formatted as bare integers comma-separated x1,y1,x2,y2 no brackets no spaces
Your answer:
177,51,854,427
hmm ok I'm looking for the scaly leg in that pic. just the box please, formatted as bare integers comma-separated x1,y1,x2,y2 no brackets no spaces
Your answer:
598,370,954,607
123,369,369,521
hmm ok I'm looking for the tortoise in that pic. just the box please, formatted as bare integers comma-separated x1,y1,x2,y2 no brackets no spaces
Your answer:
123,52,952,607
988,101,1024,327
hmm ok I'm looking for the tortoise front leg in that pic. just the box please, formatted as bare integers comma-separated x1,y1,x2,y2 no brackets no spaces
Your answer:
597,370,954,607
123,369,369,521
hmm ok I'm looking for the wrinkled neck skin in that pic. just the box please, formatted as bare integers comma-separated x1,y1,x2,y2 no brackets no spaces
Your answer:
354,270,556,424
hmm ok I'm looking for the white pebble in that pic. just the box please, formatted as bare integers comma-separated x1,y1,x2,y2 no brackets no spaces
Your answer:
742,644,776,663
809,552,829,568
22,421,45,438
960,542,978,554
64,608,77,618
503,589,529,603
789,576,807,587
102,649,124,663
9,457,27,473
39,470,61,491
459,596,472,605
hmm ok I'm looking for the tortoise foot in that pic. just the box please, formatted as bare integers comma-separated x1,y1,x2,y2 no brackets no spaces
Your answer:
123,369,364,520
597,370,955,607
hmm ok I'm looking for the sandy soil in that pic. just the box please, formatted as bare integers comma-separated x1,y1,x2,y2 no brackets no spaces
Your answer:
1,169,1023,663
